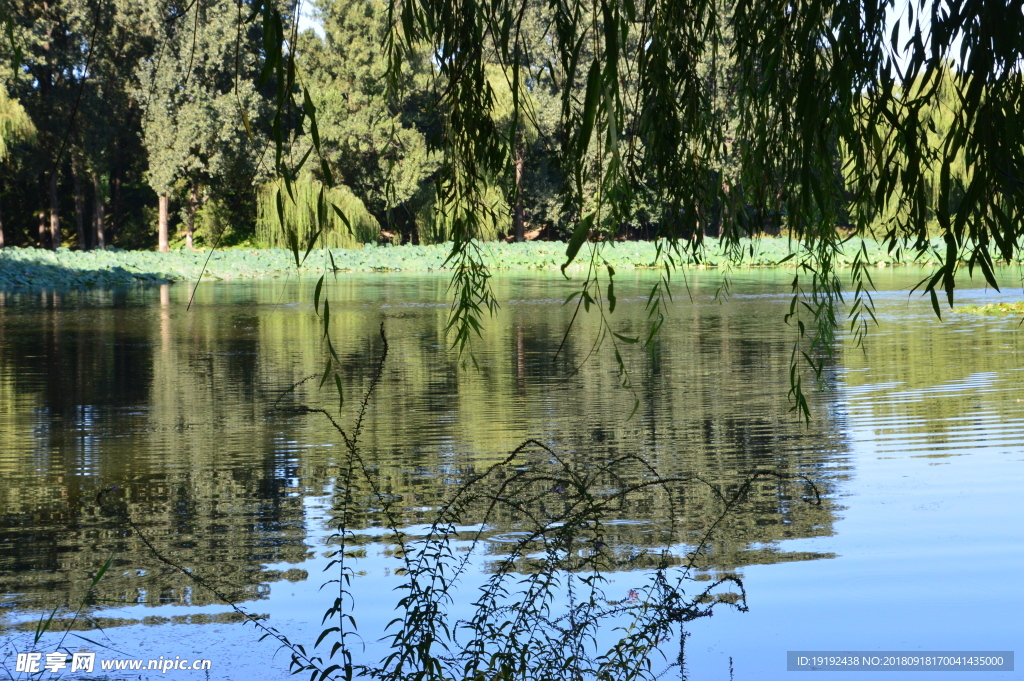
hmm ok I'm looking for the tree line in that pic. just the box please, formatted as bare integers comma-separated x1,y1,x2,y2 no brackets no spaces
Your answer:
0,0,989,253
1,0,262,250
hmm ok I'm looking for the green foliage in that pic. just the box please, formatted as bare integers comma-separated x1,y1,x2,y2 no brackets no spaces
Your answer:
953,301,1024,316
856,65,972,239
243,328,819,681
0,269,848,621
4,238,1022,291
416,182,509,245
349,0,1024,416
134,0,267,236
256,175,381,249
193,195,233,247
298,0,437,228
0,0,161,247
0,87,33,160
305,437,758,681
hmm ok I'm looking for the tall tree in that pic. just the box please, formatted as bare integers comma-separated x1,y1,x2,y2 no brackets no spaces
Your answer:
1,0,157,249
75,1,157,249
136,0,266,252
9,0,75,249
299,0,436,241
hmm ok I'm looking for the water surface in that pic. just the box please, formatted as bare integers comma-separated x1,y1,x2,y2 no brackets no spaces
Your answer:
0,269,1020,679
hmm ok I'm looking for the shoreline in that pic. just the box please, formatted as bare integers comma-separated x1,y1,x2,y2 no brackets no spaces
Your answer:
0,238,1016,292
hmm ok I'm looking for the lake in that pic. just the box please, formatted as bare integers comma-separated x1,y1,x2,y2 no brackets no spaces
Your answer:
0,268,1021,680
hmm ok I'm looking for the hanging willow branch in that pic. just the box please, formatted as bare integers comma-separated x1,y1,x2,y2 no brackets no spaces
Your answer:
238,0,1024,418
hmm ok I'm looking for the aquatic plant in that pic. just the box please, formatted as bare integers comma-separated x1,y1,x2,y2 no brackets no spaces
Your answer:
2,237,1018,293
279,221,828,677
0,552,115,681
271,325,822,681
953,302,1024,316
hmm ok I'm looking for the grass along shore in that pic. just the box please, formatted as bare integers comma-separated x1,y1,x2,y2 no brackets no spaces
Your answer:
0,237,1020,291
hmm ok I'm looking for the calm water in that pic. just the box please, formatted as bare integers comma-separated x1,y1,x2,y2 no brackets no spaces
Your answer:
0,269,1021,680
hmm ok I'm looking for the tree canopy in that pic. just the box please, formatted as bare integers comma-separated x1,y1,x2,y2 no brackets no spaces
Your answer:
135,0,268,250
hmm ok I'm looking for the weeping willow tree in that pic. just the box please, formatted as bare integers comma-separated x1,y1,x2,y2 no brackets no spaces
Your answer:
0,88,35,248
415,64,539,245
256,175,381,250
416,182,510,244
861,63,974,240
0,89,33,159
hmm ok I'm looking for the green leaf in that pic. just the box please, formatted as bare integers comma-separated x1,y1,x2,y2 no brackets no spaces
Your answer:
240,109,254,143
303,88,321,150
562,214,594,274
34,603,61,644
332,204,353,233
321,159,335,188
929,288,942,320
244,0,263,24
319,359,333,389
287,228,300,268
302,187,329,263
578,60,603,157
292,144,314,177
90,552,115,588
314,275,324,313
316,628,340,647
776,252,796,265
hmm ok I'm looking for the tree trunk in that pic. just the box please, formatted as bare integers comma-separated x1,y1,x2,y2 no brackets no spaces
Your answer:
0,198,5,248
158,194,169,252
72,157,87,250
513,144,525,243
110,169,122,243
48,171,61,250
186,182,198,249
38,209,47,247
93,172,106,248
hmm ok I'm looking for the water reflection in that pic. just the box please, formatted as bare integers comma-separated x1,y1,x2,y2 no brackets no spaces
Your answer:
0,272,851,629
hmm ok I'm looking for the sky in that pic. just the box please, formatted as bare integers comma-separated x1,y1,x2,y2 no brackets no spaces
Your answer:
296,0,326,39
